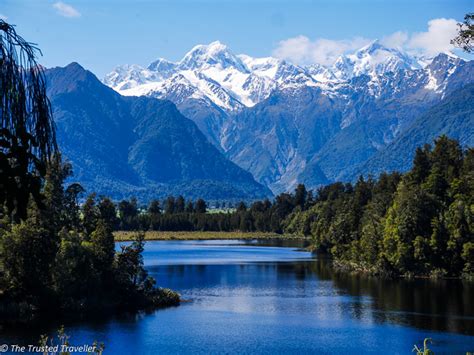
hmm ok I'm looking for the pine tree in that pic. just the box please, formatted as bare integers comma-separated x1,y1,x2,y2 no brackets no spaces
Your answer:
175,196,185,213
148,200,161,215
164,196,176,214
195,199,207,214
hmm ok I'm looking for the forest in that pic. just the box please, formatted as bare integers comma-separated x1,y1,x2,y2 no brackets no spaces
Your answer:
110,136,473,279
286,136,474,278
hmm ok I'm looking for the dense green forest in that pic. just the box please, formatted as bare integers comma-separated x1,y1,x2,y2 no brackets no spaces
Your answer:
111,136,473,279
0,20,179,320
106,193,299,233
286,136,473,278
0,157,179,318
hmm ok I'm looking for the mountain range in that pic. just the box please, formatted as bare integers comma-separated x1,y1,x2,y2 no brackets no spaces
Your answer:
103,40,474,194
45,63,271,201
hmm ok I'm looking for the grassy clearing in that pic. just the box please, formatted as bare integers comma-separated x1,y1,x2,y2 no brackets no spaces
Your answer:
114,230,301,241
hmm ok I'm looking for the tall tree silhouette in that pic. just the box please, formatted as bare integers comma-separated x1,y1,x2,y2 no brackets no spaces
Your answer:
0,20,57,221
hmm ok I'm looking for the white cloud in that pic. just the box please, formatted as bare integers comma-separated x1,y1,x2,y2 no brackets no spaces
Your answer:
381,31,408,49
408,18,458,56
273,35,370,66
0,14,8,21
53,2,81,18
273,18,460,66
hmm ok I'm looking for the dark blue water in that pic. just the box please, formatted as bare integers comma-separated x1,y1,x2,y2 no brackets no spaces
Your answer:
1,239,474,354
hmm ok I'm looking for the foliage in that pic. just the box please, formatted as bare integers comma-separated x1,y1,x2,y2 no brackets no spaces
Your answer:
0,155,180,316
39,326,105,355
284,136,473,278
113,190,307,234
451,13,474,53
98,136,473,279
412,338,433,355
0,20,57,221
114,232,180,307
114,230,288,241
0,21,179,318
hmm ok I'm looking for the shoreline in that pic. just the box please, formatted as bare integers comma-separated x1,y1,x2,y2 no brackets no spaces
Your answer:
114,231,305,241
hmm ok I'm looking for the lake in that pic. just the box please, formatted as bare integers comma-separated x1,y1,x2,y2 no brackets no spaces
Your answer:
1,239,473,354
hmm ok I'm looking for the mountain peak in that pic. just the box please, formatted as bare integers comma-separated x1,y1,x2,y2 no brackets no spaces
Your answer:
47,62,112,96
354,39,406,59
64,61,86,71
330,40,422,80
147,57,177,73
357,39,383,54
205,40,228,52
179,41,247,71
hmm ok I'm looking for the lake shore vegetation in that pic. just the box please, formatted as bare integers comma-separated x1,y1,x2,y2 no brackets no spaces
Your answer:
0,20,179,322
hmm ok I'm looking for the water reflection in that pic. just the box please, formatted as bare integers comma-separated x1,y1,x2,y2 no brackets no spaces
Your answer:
309,258,474,335
1,239,473,354
148,252,473,336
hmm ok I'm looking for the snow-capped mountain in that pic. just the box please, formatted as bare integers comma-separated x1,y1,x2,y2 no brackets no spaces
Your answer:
103,41,472,194
104,39,444,111
104,41,318,111
330,40,424,80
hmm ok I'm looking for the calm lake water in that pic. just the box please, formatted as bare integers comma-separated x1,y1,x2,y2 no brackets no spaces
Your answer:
1,239,474,354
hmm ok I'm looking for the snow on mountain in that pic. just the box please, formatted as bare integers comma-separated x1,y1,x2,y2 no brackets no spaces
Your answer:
330,40,423,81
147,58,177,75
103,64,161,91
99,41,471,196
104,40,463,111
179,41,248,72
423,53,462,94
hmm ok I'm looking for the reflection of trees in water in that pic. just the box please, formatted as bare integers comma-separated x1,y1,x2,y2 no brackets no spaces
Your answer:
309,258,474,335
249,239,310,249
150,258,473,334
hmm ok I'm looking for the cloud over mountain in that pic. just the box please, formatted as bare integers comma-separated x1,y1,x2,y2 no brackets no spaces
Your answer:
272,36,370,66
273,18,461,66
408,18,458,56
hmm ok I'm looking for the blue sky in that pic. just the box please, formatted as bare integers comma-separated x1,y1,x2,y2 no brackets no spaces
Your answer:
1,0,472,77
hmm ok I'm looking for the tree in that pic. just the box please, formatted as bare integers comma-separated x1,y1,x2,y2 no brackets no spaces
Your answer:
429,135,463,183
451,13,474,53
294,184,308,210
90,219,115,277
0,203,57,306
63,183,84,230
0,20,57,221
115,233,156,299
175,195,185,213
82,193,99,236
195,199,207,214
164,196,176,214
148,200,161,215
462,242,474,275
236,201,247,212
382,183,437,274
118,198,139,230
409,146,431,184
43,154,72,233
185,200,194,213
98,197,118,230
52,230,97,300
